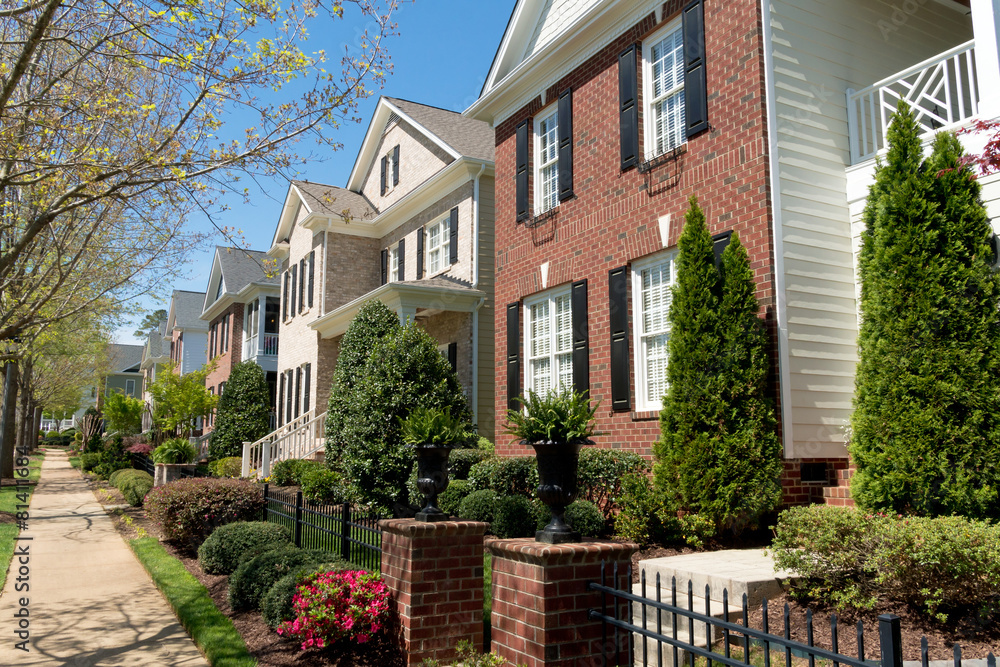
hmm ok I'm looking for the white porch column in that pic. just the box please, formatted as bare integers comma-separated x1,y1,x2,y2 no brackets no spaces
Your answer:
397,305,417,326
973,0,1000,119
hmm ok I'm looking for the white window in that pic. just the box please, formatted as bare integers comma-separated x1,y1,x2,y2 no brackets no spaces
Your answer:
125,379,136,397
426,218,449,275
388,244,400,283
524,289,573,396
632,252,677,411
384,149,395,194
643,21,685,159
534,106,559,214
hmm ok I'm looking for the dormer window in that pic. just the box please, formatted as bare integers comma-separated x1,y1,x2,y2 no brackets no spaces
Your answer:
380,144,400,195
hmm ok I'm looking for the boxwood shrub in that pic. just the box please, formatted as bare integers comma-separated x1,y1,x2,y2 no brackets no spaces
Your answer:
438,479,472,516
208,456,243,478
576,448,649,518
260,558,353,628
115,470,154,507
492,495,537,538
227,546,336,611
144,478,265,550
458,489,497,525
448,449,489,480
268,458,322,487
300,467,350,504
565,499,606,538
197,521,292,575
467,457,538,497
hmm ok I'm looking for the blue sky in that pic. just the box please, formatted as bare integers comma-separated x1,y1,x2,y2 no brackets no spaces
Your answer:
118,0,513,344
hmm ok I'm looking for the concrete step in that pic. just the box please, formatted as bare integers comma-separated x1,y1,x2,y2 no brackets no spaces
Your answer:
631,586,741,644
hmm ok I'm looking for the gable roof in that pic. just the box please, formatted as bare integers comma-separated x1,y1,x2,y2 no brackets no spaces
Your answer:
347,96,494,190
166,290,209,333
107,344,143,374
202,246,280,316
269,181,376,252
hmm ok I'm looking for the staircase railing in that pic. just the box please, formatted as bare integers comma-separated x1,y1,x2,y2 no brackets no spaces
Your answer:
189,432,212,462
241,409,327,479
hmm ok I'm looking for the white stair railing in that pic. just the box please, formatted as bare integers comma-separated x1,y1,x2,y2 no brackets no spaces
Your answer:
189,432,212,461
848,40,978,163
241,409,327,479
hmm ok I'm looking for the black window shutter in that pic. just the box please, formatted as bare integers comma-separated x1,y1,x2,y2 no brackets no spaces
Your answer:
416,226,425,279
282,271,288,320
619,44,640,170
380,155,387,195
712,231,732,269
392,145,400,186
683,0,709,137
278,373,285,426
285,370,293,423
294,367,301,418
506,302,521,410
515,120,529,222
303,363,311,413
449,207,459,264
609,266,631,411
380,248,388,285
290,265,297,317
447,342,458,373
571,279,589,396
298,259,305,312
397,238,405,281
558,88,574,201
308,251,315,308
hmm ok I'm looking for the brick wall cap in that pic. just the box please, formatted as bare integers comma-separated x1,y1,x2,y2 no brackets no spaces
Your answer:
379,518,489,537
484,537,638,565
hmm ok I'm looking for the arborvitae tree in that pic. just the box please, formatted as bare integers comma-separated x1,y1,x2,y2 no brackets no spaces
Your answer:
324,300,401,465
339,322,472,514
209,361,271,459
851,102,1000,519
653,197,727,517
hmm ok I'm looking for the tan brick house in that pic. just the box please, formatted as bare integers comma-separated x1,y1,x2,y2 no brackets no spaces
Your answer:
265,96,496,452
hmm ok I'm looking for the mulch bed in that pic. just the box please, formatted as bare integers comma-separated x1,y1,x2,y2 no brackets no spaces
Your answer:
631,544,1000,661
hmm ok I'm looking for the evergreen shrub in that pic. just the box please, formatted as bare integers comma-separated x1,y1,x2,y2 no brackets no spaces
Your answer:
437,479,472,516
227,546,335,611
145,478,265,549
209,361,272,459
467,457,537,497
448,449,489,480
208,456,242,478
197,521,291,574
458,489,497,524
115,469,154,506
576,448,648,518
260,559,353,628
269,458,321,486
565,499,605,538
300,467,350,504
491,495,536,538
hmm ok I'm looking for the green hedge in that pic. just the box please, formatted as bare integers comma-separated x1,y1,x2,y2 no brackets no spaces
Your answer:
227,546,336,611
197,522,292,575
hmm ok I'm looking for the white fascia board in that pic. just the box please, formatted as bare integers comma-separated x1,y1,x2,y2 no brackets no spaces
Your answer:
269,183,310,250
201,250,225,315
465,0,658,125
347,98,462,191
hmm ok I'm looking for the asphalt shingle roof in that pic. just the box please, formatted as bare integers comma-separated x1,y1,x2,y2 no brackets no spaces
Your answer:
216,247,279,294
293,181,375,222
108,344,143,373
171,290,208,331
387,98,495,162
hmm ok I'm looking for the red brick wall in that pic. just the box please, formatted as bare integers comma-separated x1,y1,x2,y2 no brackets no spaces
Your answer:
492,0,777,459
203,304,245,433
780,458,853,506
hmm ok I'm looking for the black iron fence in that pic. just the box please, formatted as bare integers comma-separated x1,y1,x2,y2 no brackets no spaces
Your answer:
131,452,154,475
588,562,998,667
262,484,384,573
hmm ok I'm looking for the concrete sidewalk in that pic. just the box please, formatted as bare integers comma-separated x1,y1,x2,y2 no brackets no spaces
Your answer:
0,449,208,666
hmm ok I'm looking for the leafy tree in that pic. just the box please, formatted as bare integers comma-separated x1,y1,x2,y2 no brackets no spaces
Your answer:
336,321,472,514
851,102,1000,519
653,197,781,534
147,361,218,438
133,310,168,339
210,361,271,460
103,391,143,436
324,300,401,465
0,0,397,343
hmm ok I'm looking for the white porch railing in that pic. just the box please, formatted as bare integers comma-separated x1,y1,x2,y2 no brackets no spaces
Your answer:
241,409,327,479
847,40,978,164
243,333,279,360
189,432,212,461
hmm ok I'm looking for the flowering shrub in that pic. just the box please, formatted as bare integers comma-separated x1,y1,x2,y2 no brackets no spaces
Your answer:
144,478,265,550
278,570,390,650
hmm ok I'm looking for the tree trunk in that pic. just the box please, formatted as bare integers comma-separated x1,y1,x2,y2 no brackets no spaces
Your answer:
32,406,42,452
0,362,19,478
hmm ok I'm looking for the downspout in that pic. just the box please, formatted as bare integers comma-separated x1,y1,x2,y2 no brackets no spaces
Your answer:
471,162,487,431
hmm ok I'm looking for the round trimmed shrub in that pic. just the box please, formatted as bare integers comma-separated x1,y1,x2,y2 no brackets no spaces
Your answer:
565,499,606,538
197,521,292,575
208,456,243,478
116,470,154,507
260,559,353,628
449,449,489,480
108,468,130,487
145,478,266,550
438,479,472,516
227,546,336,611
300,466,349,504
269,458,322,487
458,489,498,524
492,495,537,538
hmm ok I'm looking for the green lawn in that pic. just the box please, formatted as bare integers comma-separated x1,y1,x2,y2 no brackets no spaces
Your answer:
0,451,44,590
129,537,257,667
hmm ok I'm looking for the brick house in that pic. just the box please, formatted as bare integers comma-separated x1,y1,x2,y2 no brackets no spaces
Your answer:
266,96,496,450
466,0,1000,504
199,247,280,432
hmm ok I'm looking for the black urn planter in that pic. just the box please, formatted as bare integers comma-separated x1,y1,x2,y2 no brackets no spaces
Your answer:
411,444,453,522
529,439,593,543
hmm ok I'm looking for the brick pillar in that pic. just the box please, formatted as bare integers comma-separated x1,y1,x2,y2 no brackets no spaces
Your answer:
380,519,488,666
487,538,638,667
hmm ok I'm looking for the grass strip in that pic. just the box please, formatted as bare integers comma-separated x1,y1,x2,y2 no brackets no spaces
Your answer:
0,452,45,589
69,456,80,469
128,537,257,667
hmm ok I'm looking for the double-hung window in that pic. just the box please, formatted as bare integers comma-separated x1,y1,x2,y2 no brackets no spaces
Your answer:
524,289,573,396
643,21,686,159
388,244,400,283
632,252,676,411
534,106,559,214
426,218,449,275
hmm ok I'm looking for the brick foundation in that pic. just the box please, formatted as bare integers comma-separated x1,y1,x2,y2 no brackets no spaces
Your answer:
486,538,638,667
379,519,488,666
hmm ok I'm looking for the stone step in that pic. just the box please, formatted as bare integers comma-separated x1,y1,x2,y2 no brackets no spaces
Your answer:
631,585,741,644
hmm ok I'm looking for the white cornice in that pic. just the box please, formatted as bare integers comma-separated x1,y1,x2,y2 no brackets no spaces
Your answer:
465,0,660,126
200,282,280,323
